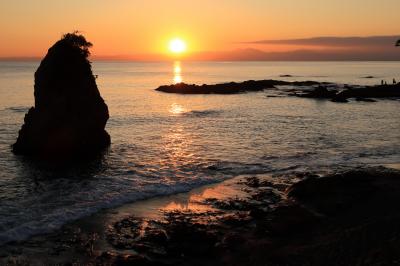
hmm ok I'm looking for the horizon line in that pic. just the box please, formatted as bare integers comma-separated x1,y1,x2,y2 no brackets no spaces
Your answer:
240,34,400,44
1,58,400,63
1,35,399,61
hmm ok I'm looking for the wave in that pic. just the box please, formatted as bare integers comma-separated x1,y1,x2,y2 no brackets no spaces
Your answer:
3,106,30,113
207,161,273,175
0,175,227,246
1,155,399,246
183,110,222,117
0,159,280,246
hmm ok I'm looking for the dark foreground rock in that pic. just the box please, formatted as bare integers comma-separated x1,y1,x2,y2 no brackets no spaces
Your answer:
3,167,400,265
106,167,400,266
287,167,400,216
13,33,110,159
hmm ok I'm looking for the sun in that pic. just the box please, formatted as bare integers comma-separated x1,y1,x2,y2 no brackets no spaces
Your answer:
169,38,187,54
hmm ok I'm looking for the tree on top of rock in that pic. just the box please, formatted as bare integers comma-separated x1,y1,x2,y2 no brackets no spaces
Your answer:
60,31,93,58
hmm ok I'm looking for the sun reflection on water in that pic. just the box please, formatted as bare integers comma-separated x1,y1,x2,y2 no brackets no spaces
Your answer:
161,180,249,215
169,103,186,115
173,61,182,84
161,124,196,171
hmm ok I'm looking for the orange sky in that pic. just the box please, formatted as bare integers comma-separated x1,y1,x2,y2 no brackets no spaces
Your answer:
0,0,399,59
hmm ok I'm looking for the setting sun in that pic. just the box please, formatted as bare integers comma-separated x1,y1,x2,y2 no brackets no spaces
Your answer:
169,38,187,54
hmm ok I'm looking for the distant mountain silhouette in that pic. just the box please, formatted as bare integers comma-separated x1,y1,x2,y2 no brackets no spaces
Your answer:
3,35,399,62
184,48,400,61
92,35,400,61
245,35,400,47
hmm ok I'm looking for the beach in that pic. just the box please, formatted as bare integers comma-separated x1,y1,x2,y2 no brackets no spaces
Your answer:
2,165,400,265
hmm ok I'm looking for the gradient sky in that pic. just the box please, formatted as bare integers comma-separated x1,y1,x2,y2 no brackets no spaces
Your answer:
0,0,399,59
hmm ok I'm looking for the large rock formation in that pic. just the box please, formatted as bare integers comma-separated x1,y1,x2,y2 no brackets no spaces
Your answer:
13,32,110,159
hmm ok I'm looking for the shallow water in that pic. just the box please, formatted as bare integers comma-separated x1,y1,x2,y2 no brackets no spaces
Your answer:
0,60,399,245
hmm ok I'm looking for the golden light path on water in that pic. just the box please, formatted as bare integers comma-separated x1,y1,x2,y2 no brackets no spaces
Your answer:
169,103,186,115
173,61,182,84
167,57,199,177
162,124,195,169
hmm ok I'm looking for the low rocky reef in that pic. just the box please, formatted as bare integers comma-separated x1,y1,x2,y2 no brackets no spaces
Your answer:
156,80,400,102
12,33,110,160
296,83,400,102
156,80,323,94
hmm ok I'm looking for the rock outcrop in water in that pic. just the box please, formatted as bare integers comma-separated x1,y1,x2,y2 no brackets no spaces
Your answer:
332,84,400,101
13,32,110,159
156,79,400,102
297,86,338,99
156,80,323,94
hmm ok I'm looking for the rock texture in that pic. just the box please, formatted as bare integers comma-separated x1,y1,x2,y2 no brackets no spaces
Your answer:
13,33,110,159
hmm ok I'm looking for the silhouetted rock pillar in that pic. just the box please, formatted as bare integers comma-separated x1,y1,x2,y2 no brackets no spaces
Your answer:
13,33,110,159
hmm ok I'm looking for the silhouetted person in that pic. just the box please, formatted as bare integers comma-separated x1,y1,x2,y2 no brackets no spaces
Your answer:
394,78,397,84
381,80,384,85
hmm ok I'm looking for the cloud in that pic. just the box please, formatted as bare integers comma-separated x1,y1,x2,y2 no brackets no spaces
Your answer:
244,35,400,48
206,35,399,61
185,47,400,61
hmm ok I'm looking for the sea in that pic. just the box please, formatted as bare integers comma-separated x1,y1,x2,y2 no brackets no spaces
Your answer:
0,61,399,245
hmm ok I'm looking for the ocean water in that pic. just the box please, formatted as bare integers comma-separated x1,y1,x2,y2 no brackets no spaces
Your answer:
0,61,399,245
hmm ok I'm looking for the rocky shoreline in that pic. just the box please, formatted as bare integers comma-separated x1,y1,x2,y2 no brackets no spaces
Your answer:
156,80,400,103
2,166,400,265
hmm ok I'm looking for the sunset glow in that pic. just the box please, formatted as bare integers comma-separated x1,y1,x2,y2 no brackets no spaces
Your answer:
0,0,399,60
173,61,183,83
